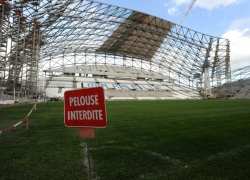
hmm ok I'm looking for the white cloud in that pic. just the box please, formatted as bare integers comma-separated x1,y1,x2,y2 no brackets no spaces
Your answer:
167,7,179,16
174,0,190,5
164,2,171,7
222,28,250,70
196,0,242,10
172,0,243,10
216,18,229,27
229,17,250,30
242,29,250,37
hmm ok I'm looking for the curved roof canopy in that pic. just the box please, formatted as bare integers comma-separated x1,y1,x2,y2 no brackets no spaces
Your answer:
1,0,231,90
40,1,229,80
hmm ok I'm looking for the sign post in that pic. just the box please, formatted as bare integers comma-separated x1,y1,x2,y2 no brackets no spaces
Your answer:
64,87,107,180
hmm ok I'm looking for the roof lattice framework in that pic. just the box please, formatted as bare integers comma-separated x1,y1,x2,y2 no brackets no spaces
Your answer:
231,65,250,81
0,0,231,96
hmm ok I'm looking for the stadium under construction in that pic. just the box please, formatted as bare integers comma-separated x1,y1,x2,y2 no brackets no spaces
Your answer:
0,0,249,103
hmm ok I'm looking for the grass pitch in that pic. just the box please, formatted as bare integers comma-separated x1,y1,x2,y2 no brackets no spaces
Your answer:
0,100,250,179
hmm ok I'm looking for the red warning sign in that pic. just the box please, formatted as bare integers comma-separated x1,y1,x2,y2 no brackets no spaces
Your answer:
64,87,107,128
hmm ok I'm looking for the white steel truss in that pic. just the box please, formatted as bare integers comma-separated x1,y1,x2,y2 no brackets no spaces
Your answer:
0,0,231,98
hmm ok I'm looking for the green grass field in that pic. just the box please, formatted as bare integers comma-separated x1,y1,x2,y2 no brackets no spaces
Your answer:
1,100,250,180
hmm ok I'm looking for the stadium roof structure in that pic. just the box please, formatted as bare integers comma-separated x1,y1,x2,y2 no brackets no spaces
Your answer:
0,0,231,97
231,65,250,82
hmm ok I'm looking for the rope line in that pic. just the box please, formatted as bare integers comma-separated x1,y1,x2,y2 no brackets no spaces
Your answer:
0,104,36,135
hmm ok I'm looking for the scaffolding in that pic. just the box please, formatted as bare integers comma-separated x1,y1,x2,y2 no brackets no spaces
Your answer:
0,0,12,99
0,0,232,101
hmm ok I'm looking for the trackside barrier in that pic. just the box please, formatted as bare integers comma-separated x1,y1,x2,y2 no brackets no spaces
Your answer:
0,104,37,135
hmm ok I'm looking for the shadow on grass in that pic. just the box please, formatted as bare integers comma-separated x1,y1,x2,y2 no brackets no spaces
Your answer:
0,118,41,149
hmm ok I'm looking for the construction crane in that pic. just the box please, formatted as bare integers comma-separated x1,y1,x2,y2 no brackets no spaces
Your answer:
179,0,197,25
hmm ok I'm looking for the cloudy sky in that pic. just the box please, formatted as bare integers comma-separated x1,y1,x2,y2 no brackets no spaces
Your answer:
97,0,250,70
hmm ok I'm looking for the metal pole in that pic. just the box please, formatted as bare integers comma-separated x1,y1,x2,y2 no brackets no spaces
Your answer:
0,72,2,100
86,138,92,180
14,88,15,102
